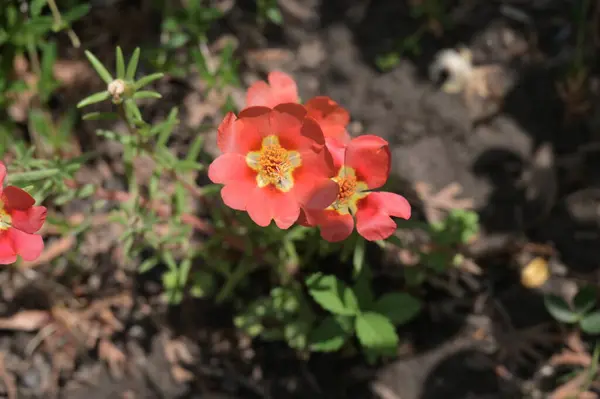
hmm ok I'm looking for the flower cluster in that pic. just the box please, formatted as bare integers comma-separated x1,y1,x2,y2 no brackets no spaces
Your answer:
0,162,47,264
208,72,411,242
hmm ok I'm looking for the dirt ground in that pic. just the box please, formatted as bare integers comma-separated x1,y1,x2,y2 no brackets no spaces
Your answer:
2,0,600,398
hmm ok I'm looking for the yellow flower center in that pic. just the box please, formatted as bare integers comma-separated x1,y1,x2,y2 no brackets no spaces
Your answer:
329,167,368,215
0,201,11,230
246,136,301,192
336,175,358,205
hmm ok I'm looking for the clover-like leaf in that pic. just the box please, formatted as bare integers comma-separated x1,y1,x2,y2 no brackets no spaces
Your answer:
372,293,422,325
306,273,359,316
309,315,353,352
355,312,398,356
580,311,600,335
544,294,578,323
574,286,597,315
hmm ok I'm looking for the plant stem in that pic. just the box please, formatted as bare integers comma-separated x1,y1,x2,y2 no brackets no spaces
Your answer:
215,260,259,304
47,0,81,48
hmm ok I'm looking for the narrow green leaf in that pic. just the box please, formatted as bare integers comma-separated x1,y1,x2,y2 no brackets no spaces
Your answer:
580,311,600,335
124,99,143,122
306,273,359,316
544,294,579,323
133,90,162,100
134,72,164,90
63,4,91,23
309,315,352,352
373,293,422,325
115,46,125,79
185,134,204,161
574,286,597,315
139,257,159,273
126,47,141,81
82,111,118,121
355,312,399,355
84,50,113,84
6,168,61,183
28,109,51,138
77,91,110,108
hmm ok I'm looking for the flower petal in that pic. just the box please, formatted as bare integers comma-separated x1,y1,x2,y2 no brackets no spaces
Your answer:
208,153,254,185
2,186,36,210
306,96,350,142
325,137,347,168
0,162,6,197
10,206,47,234
246,187,300,229
355,192,411,241
0,231,17,264
268,71,299,104
318,210,355,242
220,180,257,211
245,71,299,108
217,110,264,154
344,135,391,189
246,81,273,107
8,228,44,261
295,177,338,210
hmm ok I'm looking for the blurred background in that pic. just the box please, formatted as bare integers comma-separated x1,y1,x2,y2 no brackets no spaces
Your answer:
1,0,600,398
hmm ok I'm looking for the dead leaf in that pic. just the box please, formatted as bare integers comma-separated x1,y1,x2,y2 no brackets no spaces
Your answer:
414,182,474,224
98,339,126,379
0,310,51,331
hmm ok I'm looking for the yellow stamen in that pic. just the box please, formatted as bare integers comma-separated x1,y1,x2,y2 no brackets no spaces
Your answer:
329,167,369,214
246,136,301,192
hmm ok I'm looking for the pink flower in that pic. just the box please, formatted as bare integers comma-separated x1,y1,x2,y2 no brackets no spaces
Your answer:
300,136,411,242
0,162,46,264
208,104,339,229
246,71,351,143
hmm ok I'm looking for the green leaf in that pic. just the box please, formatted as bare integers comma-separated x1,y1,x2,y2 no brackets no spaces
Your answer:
28,109,51,138
82,111,118,121
30,0,47,17
373,293,422,325
266,8,283,25
77,91,110,108
306,273,359,316
355,312,399,355
6,168,61,184
574,286,597,315
126,47,141,81
63,4,91,23
115,46,125,79
133,90,162,100
84,50,113,84
309,315,352,352
134,72,164,90
580,311,600,335
544,294,578,323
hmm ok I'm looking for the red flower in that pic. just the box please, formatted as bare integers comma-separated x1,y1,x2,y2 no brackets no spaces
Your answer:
208,104,339,229
0,162,46,264
246,71,350,143
246,71,299,108
300,135,411,242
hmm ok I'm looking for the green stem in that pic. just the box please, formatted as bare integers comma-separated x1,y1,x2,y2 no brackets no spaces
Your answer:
215,259,258,304
47,0,81,48
26,40,41,76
